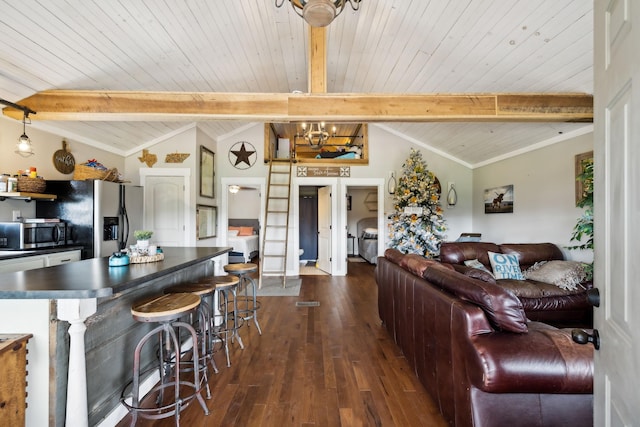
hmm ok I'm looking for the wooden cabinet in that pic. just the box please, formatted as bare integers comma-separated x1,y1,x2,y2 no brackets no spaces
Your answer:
0,334,32,426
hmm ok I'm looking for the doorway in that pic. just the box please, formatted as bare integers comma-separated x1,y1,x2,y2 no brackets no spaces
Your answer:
298,185,331,276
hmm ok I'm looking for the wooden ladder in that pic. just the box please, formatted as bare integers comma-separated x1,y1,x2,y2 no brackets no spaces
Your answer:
259,159,292,288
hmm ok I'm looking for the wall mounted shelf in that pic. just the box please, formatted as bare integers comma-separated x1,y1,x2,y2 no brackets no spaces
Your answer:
0,192,57,202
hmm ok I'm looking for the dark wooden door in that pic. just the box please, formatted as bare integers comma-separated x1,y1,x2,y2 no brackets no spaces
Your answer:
299,193,318,260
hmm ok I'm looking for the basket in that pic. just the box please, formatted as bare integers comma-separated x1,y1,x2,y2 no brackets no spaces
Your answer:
130,253,164,264
73,165,120,182
17,176,47,193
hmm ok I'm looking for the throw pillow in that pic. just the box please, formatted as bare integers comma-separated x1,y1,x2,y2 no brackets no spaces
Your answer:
464,259,494,275
524,260,587,291
238,226,254,236
228,229,240,237
488,251,525,280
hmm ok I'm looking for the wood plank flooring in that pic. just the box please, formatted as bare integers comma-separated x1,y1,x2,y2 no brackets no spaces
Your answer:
117,262,447,426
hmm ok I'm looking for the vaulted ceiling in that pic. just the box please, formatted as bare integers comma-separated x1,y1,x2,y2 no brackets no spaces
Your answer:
0,1,593,167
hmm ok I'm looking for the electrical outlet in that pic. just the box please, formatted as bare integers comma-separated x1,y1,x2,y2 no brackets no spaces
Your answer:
12,210,21,221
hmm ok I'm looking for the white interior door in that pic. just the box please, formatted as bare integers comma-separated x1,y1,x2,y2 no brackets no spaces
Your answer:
594,1,640,424
143,175,186,246
317,186,331,274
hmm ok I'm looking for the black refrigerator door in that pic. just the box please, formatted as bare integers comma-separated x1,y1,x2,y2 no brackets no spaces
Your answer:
36,180,96,259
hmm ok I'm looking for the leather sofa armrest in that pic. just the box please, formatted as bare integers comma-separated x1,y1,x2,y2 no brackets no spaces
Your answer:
467,321,593,394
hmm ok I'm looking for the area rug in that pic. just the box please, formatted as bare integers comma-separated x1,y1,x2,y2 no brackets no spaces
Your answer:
299,265,329,275
347,256,367,263
257,277,302,296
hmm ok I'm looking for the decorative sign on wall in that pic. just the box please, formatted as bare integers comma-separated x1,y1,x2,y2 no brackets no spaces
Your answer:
297,166,350,177
228,141,257,169
138,149,157,168
165,152,190,163
52,140,76,174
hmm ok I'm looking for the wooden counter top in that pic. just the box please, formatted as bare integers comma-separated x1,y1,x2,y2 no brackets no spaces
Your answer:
0,246,231,299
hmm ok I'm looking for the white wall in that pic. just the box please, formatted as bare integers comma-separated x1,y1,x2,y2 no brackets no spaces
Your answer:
228,188,260,219
0,116,124,222
472,131,593,262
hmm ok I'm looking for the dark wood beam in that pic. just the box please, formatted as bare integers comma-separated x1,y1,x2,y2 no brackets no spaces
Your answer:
2,90,593,123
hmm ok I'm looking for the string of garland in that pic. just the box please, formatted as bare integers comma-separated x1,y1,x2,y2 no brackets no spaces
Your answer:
387,148,447,257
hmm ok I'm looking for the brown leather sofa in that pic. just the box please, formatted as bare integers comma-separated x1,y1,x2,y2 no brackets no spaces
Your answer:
376,249,594,427
439,241,593,328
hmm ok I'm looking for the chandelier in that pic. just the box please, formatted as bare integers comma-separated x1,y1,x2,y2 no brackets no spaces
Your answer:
275,0,362,27
300,122,335,149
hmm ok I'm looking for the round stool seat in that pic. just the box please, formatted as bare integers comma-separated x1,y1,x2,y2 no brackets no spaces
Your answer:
224,263,258,275
164,282,216,296
131,293,200,323
213,275,240,290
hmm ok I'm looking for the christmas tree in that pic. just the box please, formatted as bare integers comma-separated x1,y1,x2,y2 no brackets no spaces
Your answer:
388,148,447,257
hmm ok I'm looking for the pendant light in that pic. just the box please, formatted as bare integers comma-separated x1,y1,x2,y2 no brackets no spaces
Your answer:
16,111,34,157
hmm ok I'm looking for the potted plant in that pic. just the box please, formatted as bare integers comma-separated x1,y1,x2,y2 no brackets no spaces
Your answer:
568,158,593,280
134,230,153,249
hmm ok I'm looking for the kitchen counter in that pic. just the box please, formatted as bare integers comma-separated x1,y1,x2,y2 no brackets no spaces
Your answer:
0,246,231,299
0,246,232,427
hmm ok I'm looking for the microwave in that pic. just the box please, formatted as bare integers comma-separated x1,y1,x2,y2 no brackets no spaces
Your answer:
0,222,67,249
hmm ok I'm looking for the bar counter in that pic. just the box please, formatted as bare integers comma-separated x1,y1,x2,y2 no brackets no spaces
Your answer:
0,246,231,427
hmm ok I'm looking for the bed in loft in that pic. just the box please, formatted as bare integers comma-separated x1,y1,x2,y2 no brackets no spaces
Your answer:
227,218,260,263
357,217,378,264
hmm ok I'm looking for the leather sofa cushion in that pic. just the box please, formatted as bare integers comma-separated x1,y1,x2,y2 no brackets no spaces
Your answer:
399,253,454,277
439,242,501,267
384,248,405,264
469,321,593,393
500,243,564,270
452,264,496,284
423,267,528,333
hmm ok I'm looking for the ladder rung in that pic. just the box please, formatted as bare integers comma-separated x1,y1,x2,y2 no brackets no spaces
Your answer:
272,171,289,174
270,183,289,187
265,239,286,242
268,210,287,213
263,254,286,258
265,224,286,228
269,196,288,200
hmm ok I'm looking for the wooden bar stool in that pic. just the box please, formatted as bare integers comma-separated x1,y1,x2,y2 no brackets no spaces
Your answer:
223,263,262,335
203,275,244,367
164,282,220,393
121,293,210,426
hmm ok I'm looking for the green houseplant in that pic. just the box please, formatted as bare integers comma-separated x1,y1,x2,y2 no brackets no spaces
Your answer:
134,230,153,250
568,158,593,279
134,230,153,240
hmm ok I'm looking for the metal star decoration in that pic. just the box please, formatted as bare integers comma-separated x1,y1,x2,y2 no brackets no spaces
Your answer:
229,141,256,169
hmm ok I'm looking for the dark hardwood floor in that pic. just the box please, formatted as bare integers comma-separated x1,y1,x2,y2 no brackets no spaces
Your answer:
117,262,447,426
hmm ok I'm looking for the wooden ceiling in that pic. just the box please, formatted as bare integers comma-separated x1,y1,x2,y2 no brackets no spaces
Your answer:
0,1,593,166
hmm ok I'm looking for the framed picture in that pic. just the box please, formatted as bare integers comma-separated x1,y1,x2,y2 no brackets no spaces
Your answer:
200,146,215,198
197,205,217,239
484,185,514,214
575,151,593,205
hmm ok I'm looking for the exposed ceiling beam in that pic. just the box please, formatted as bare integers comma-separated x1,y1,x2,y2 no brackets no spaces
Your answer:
2,91,592,123
308,26,327,93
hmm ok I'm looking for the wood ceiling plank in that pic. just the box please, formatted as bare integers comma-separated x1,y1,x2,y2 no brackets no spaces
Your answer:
3,90,593,123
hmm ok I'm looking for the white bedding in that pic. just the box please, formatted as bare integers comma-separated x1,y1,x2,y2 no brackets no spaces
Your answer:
228,234,259,262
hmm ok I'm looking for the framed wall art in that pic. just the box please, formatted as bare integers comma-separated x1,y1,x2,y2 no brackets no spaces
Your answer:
197,204,217,239
574,151,593,205
484,185,514,214
200,146,215,198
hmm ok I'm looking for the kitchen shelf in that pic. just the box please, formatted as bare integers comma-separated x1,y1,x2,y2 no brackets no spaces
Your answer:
0,192,57,202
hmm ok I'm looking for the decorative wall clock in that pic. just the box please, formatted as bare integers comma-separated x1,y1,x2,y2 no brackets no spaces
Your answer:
228,141,257,169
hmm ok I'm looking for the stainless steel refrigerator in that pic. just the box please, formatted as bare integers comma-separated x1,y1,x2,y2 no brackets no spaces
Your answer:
36,180,144,259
